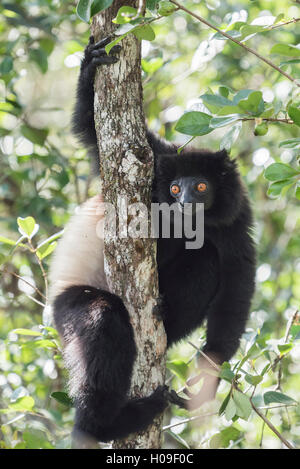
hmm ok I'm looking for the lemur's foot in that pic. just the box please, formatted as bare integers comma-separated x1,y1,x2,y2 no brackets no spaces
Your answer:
166,389,189,410
84,35,121,68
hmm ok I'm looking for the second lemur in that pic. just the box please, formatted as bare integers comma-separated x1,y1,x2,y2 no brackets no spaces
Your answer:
49,36,256,442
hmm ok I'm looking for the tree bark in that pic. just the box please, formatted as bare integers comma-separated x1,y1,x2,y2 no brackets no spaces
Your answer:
92,1,167,449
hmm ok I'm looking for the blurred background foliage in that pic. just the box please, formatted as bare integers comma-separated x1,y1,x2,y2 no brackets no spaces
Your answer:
0,0,299,449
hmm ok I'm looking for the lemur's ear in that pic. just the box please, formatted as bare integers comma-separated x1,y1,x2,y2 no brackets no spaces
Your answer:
215,149,229,159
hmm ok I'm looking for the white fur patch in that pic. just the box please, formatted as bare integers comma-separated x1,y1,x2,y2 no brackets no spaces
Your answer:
49,195,107,301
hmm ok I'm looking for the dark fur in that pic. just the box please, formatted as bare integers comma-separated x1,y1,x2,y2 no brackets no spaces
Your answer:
53,37,256,443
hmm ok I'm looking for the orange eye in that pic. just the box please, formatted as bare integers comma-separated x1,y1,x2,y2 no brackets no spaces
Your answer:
171,184,180,195
197,182,207,192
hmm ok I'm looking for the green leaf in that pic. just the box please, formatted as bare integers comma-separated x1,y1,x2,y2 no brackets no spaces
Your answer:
113,6,137,24
147,0,159,10
263,391,297,406
39,38,55,56
23,430,53,449
213,30,242,41
217,105,243,116
288,106,300,127
51,392,73,407
260,363,271,376
218,86,230,98
280,58,300,67
218,391,231,416
261,106,275,118
267,179,294,198
167,359,188,380
210,426,241,449
21,124,48,146
76,0,93,22
0,56,13,75
0,236,17,246
22,339,57,350
264,163,299,182
114,22,138,36
13,328,43,337
239,24,267,41
166,430,190,449
232,390,252,420
219,362,235,382
29,49,48,74
36,241,57,260
105,35,126,55
278,343,293,355
175,111,212,136
0,253,6,266
17,216,38,239
210,115,240,129
254,121,268,136
201,93,232,113
245,374,263,386
237,91,264,115
42,326,59,339
271,44,300,57
279,138,300,149
220,121,242,151
290,324,300,340
133,24,155,41
233,89,254,104
9,396,35,412
142,57,163,74
225,397,237,421
157,1,177,16
91,0,114,17
274,13,285,23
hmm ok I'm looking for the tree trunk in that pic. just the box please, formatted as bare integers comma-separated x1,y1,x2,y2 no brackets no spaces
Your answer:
92,1,167,449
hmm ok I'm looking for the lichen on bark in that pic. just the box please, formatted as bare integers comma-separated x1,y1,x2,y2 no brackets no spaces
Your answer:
92,0,167,449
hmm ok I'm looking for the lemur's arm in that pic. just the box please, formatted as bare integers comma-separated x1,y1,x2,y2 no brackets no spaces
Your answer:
72,36,176,163
203,208,256,363
72,36,119,165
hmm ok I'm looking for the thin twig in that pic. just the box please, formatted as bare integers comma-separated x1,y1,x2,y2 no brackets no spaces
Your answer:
269,18,300,30
28,239,48,303
241,117,294,124
250,399,295,449
169,0,300,87
163,412,217,431
26,294,46,308
187,341,221,371
1,268,47,300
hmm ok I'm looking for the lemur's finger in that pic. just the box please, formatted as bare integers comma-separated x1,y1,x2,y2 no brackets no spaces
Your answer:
91,45,121,58
109,44,122,54
167,390,189,409
91,48,107,57
91,56,118,67
89,35,95,45
91,36,113,49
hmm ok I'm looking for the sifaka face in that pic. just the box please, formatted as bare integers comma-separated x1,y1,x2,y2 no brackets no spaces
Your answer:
170,176,214,214
154,148,245,226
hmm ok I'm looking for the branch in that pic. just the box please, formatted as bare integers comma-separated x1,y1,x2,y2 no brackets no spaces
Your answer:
269,18,300,30
241,117,294,124
169,0,300,88
1,267,47,300
249,398,295,449
92,0,166,449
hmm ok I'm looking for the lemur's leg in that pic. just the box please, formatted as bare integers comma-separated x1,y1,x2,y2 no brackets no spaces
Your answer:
72,36,121,151
53,285,169,443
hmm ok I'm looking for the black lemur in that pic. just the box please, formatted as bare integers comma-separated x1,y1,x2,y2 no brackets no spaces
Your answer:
49,36,256,442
